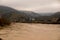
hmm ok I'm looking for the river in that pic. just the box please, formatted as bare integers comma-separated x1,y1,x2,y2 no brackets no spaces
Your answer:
0,23,60,40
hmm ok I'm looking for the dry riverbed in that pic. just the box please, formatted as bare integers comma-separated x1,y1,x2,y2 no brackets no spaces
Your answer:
0,23,60,40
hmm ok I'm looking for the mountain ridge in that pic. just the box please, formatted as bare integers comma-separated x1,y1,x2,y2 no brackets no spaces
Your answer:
0,6,60,25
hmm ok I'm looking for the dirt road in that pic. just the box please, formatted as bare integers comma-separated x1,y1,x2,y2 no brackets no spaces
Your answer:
0,23,60,40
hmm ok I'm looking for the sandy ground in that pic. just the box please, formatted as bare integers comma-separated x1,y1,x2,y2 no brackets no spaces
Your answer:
0,23,60,40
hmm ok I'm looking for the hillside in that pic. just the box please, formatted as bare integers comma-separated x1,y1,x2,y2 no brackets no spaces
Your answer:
0,6,41,23
0,6,60,24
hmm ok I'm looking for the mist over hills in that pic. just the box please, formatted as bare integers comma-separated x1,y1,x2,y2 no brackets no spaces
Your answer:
0,6,60,24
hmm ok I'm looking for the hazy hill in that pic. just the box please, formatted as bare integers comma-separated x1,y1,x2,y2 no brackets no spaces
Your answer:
0,6,60,23
0,6,41,22
52,12,60,17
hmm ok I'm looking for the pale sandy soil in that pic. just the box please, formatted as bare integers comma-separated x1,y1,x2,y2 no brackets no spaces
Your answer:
0,23,60,40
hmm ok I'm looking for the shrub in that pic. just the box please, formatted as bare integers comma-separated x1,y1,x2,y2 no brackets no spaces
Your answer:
0,17,11,26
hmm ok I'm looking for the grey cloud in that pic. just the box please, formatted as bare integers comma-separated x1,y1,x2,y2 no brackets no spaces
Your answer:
0,0,60,12
1,0,56,6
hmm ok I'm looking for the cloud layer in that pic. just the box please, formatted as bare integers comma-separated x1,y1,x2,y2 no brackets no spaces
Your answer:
0,0,60,12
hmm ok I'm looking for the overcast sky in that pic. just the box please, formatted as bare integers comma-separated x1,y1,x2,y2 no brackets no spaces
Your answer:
0,0,60,12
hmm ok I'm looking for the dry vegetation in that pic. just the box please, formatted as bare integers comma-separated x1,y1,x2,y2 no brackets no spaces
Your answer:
0,17,11,27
